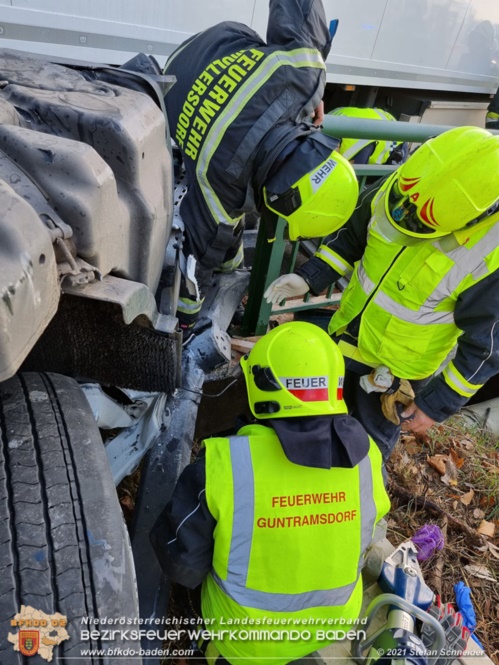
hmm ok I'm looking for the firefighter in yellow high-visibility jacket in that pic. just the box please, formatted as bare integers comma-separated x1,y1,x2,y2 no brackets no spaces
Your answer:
151,322,390,664
265,127,499,459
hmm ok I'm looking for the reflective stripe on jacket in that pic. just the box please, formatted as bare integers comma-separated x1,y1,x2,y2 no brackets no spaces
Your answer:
164,1,331,231
201,423,389,664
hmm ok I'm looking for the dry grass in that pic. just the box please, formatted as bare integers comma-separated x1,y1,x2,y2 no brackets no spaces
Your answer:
386,416,499,664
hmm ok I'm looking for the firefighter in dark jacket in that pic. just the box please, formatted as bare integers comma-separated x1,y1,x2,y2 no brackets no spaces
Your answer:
163,0,359,336
151,322,390,664
486,85,499,129
265,126,499,459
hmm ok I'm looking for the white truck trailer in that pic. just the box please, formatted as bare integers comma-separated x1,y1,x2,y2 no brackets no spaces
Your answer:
0,0,498,123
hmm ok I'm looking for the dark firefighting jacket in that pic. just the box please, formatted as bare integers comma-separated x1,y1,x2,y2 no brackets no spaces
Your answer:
164,0,333,258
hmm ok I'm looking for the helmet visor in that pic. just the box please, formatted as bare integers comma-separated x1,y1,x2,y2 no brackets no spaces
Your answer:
387,178,440,238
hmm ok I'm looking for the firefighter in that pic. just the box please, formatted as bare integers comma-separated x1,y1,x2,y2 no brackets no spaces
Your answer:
265,126,499,459
163,0,359,338
151,322,390,664
329,106,408,165
486,86,499,129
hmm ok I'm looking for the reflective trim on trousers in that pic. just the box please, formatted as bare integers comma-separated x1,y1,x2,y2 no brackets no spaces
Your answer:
217,242,244,273
196,48,325,225
177,296,204,314
212,436,377,612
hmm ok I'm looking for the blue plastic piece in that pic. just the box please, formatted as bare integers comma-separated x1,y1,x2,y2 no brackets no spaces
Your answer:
454,582,484,649
329,19,339,40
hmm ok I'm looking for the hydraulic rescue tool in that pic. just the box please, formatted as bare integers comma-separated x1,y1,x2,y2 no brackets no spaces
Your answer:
352,541,468,664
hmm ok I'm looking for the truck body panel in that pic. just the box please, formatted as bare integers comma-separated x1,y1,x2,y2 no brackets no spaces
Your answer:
0,49,174,381
0,0,498,94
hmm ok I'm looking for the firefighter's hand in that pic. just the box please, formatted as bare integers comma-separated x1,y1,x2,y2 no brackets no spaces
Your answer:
400,402,436,434
312,101,324,127
380,379,414,425
264,274,310,305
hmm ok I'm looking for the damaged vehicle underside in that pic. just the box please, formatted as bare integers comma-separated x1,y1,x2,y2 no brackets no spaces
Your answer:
0,48,248,664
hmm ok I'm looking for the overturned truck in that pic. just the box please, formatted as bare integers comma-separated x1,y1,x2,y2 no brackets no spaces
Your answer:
0,48,247,664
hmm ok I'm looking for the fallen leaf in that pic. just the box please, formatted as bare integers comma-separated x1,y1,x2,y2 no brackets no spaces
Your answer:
477,520,496,538
449,447,465,469
404,437,422,454
451,436,474,451
473,508,486,520
460,489,475,506
464,564,496,582
415,434,432,449
452,500,458,510
401,452,412,468
441,457,459,486
120,494,135,511
411,466,419,475
487,542,499,560
479,495,496,508
427,454,448,475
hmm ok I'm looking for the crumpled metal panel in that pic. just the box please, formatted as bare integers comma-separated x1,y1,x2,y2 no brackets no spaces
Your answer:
0,49,172,290
0,48,174,380
0,181,59,382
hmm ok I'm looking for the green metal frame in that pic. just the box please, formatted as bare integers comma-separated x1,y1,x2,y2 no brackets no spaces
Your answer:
240,166,395,336
240,118,498,336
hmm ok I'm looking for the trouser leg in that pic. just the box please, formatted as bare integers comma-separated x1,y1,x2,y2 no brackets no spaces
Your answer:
485,114,499,130
177,220,244,331
216,220,245,273
177,262,211,331
486,90,499,129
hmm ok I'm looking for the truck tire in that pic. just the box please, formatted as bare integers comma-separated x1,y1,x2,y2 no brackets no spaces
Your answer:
0,373,141,665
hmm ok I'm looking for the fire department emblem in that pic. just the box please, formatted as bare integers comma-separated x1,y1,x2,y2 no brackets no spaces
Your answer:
19,630,40,656
8,606,69,661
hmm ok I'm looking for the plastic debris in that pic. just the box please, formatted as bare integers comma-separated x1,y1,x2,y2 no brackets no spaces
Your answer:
454,581,484,649
411,524,445,561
